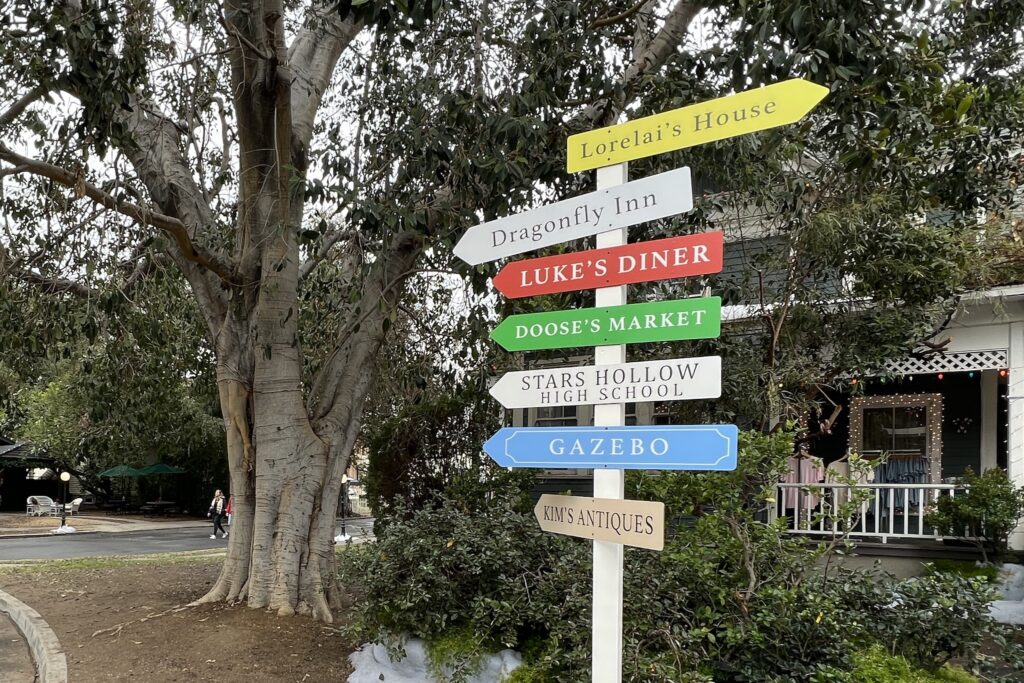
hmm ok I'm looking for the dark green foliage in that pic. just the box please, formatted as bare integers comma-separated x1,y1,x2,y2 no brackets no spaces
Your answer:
841,645,978,683
341,432,1006,681
926,468,1024,562
339,488,589,653
831,570,997,671
926,560,1001,585
364,386,504,521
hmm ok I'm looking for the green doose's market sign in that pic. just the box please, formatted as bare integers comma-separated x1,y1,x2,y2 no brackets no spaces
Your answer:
491,297,721,351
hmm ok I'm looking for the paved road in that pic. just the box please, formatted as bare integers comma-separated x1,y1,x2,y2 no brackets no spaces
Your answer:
0,518,375,561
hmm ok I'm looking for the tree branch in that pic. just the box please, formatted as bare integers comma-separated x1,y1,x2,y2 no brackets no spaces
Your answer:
0,241,96,298
576,1,703,127
309,230,423,428
289,6,364,148
589,0,649,30
0,146,236,284
299,226,357,281
0,84,49,129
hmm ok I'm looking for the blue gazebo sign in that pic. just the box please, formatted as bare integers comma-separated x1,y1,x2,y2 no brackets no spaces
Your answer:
483,424,739,470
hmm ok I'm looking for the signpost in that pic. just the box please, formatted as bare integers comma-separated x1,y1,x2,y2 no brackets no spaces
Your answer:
566,78,829,173
453,167,692,265
454,79,827,683
492,231,723,299
590,163,629,682
534,495,665,551
490,296,721,352
482,424,739,471
488,356,721,409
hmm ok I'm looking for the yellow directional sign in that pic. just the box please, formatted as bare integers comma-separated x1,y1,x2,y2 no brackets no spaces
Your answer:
567,79,829,173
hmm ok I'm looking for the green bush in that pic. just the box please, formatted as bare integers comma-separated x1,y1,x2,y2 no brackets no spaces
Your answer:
831,570,997,671
340,431,1006,682
425,627,488,682
842,645,977,682
338,489,589,655
925,560,1000,585
364,390,502,525
925,468,1024,563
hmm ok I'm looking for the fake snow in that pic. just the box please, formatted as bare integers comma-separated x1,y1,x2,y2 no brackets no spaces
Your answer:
334,534,352,543
991,563,1024,625
347,639,521,683
52,526,76,534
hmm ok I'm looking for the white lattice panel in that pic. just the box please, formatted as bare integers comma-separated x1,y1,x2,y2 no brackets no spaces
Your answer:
882,350,1007,376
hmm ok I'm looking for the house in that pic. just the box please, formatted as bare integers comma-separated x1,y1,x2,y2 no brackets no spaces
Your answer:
0,435,54,512
506,196,1024,554
0,435,95,511
763,285,1023,547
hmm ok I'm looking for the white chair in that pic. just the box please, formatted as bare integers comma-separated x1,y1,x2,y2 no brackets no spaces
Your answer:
26,496,55,516
65,498,83,516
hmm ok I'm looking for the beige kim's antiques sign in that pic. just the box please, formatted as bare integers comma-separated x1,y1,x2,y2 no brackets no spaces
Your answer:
533,494,665,551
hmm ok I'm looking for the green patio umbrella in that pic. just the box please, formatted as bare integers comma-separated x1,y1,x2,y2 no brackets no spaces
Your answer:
98,464,143,502
138,463,186,501
98,464,143,477
137,463,186,475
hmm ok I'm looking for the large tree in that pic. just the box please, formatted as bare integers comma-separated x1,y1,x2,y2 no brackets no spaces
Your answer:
1,0,1021,623
0,0,704,619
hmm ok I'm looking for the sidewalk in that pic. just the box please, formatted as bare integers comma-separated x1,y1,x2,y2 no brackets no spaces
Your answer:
0,611,33,682
0,513,207,538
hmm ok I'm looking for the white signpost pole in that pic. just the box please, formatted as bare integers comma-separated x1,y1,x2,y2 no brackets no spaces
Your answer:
592,162,627,683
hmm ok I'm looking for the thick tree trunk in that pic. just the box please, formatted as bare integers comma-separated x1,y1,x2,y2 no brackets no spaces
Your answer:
195,368,347,622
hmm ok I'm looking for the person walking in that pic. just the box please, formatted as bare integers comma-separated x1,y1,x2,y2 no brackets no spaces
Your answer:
208,489,228,539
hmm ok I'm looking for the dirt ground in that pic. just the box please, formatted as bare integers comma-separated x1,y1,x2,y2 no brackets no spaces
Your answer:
0,558,358,682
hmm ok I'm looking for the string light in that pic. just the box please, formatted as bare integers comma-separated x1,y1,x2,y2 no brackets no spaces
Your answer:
851,378,858,385
1000,369,1008,378
969,372,975,379
849,393,944,483
937,373,944,380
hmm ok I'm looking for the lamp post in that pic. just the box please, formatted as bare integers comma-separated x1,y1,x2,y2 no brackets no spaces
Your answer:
340,474,350,539
59,471,71,528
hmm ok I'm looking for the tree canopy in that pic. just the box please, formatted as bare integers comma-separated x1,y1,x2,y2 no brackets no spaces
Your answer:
1,0,1022,618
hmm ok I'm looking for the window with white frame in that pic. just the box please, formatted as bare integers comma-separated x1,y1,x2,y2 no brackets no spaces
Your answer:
535,405,577,427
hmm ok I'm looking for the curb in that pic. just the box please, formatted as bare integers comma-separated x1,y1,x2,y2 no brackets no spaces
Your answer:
0,522,210,540
0,531,99,540
0,588,68,683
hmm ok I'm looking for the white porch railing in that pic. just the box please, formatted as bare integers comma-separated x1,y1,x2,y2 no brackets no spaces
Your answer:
771,483,972,543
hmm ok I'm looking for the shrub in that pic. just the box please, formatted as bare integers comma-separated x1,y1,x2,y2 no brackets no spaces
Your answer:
843,645,977,682
338,489,590,656
925,560,1000,585
832,570,997,671
341,431,1005,681
364,389,501,523
925,468,1024,563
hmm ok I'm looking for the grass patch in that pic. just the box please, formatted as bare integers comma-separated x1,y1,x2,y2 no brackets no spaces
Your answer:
425,627,488,683
0,550,224,574
925,560,1000,584
505,662,549,683
848,645,978,682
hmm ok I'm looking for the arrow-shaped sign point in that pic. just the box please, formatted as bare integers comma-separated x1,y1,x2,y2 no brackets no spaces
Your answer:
489,356,722,409
453,168,692,266
492,231,724,300
567,78,829,173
